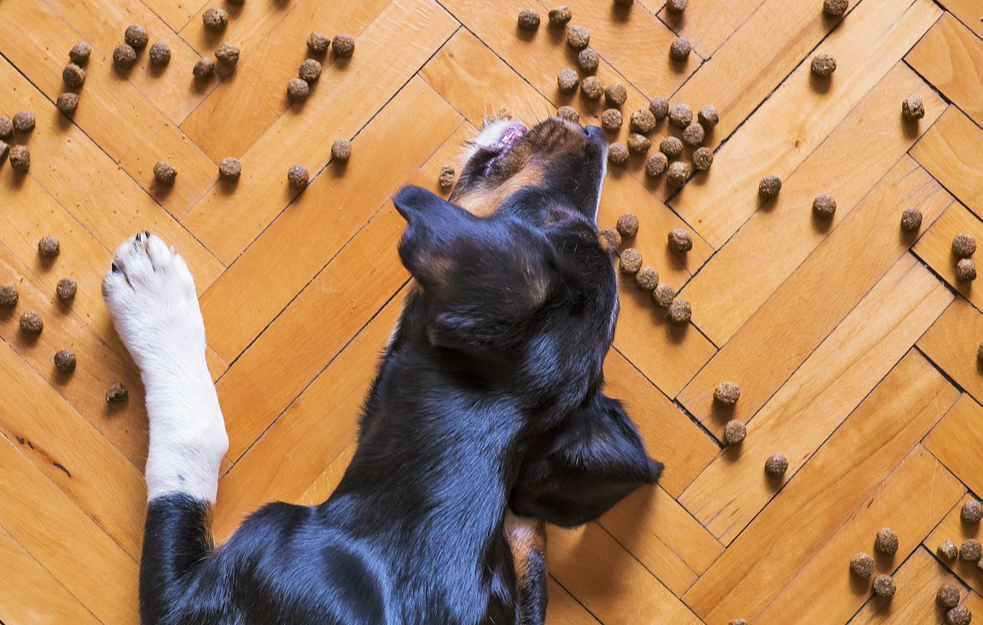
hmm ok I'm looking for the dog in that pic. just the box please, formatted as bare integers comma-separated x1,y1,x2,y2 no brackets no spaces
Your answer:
102,117,662,625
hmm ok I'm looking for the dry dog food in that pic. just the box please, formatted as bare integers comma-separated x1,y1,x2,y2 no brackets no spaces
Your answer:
0,115,12,138
62,63,86,88
333,35,355,57
619,250,642,277
724,419,747,445
668,299,692,324
669,37,691,61
567,25,590,50
438,166,455,189
668,103,693,128
872,575,896,598
215,42,240,66
660,136,683,159
19,311,43,335
666,161,690,187
646,152,668,177
601,108,622,131
202,7,228,31
666,0,688,12
699,104,719,128
682,122,705,146
765,453,788,476
12,111,35,133
962,538,983,561
811,53,836,77
875,528,899,555
287,165,309,189
599,229,621,251
900,207,922,232
937,584,961,609
627,133,651,154
56,277,77,301
759,174,782,199
823,0,849,17
649,97,669,120
608,141,629,165
287,78,310,103
557,106,579,122
125,24,149,49
54,349,76,373
558,68,579,93
0,284,18,308
9,145,30,172
106,382,129,404
958,259,978,281
193,57,216,79
549,6,572,26
581,76,604,100
849,553,875,579
714,381,740,406
154,161,177,184
219,157,242,181
653,282,674,307
332,139,352,162
813,194,836,219
693,147,714,171
69,41,92,64
517,9,541,29
635,266,659,291
114,44,137,69
578,48,599,73
56,93,79,115
149,42,171,66
307,33,330,54
962,500,983,523
668,227,693,254
38,236,60,258
939,539,959,560
952,233,976,258
606,83,628,106
630,109,657,134
902,96,925,122
947,606,972,625
617,214,639,238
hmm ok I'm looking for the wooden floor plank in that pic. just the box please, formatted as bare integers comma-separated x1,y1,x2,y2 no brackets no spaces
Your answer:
910,106,983,219
912,201,983,311
679,255,953,543
684,352,959,621
907,12,983,128
679,156,951,430
936,0,983,42
141,0,205,34
671,0,943,248
918,299,983,405
923,394,983,503
923,492,983,595
546,578,601,625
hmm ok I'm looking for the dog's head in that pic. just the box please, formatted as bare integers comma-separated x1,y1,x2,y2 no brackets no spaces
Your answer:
393,118,614,411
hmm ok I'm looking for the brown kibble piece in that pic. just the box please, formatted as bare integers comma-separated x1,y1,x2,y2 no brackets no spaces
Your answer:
125,24,148,49
660,136,683,159
962,500,983,523
962,538,983,562
616,214,639,238
872,575,896,598
69,41,92,64
578,48,599,73
813,194,836,219
598,229,621,252
699,104,719,128
12,111,36,133
958,258,977,282
630,109,656,134
714,381,740,406
149,42,171,67
56,93,80,116
952,233,976,258
333,35,355,57
0,284,18,307
19,311,43,335
154,161,177,185
113,44,137,70
875,528,899,555
567,25,590,50
600,108,622,131
288,165,309,190
193,57,216,80
682,123,705,146
939,539,959,560
627,133,651,154
56,277,77,301
557,106,579,123
668,228,692,254
937,584,961,609
693,147,714,171
518,9,541,29
668,103,693,128
219,157,241,181
605,83,628,107
548,6,572,26
649,97,669,120
724,419,747,445
106,382,129,404
307,33,330,55
287,78,310,103
635,266,659,291
646,152,668,177
38,236,60,258
666,161,690,187
215,42,240,66
54,349,76,373
759,175,782,199
765,453,788,476
10,145,30,172
438,166,455,190
902,96,925,122
558,68,579,93
669,37,691,61
608,142,629,166
666,0,688,12
668,299,692,324
653,283,674,307
811,53,836,77
850,553,875,579
581,76,604,100
0,115,11,139
947,606,972,625
823,0,849,17
202,7,228,31
62,63,86,88
900,207,922,232
332,139,352,162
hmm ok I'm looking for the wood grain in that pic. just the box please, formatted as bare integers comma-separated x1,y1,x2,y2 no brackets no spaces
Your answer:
907,13,983,127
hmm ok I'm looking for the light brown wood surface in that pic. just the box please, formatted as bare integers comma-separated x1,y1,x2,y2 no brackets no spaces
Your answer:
3,0,983,622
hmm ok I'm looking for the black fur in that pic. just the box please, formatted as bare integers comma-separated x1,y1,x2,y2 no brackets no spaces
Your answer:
138,120,661,625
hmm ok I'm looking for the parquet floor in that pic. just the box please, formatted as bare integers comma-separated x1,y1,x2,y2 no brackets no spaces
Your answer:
1,0,982,622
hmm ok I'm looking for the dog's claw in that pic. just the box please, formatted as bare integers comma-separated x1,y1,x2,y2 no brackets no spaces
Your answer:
112,262,120,273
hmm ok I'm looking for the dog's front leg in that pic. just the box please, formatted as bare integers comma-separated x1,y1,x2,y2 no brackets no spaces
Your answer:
505,512,549,625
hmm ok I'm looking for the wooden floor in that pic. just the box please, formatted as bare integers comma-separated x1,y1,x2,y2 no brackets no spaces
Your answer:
2,0,983,622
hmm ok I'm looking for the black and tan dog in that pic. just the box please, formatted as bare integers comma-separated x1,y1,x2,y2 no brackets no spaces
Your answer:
103,117,662,625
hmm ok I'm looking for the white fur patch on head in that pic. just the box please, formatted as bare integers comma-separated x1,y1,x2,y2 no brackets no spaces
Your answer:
467,120,528,162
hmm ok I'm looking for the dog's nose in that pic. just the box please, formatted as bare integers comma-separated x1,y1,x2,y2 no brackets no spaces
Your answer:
584,125,604,140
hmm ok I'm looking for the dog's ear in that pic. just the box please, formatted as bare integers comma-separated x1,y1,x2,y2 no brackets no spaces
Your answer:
510,392,662,527
393,186,557,352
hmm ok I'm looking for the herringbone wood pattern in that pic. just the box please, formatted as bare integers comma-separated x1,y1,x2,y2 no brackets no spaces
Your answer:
1,0,982,622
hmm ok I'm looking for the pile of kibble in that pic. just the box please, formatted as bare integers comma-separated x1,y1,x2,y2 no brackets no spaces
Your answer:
0,110,35,173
